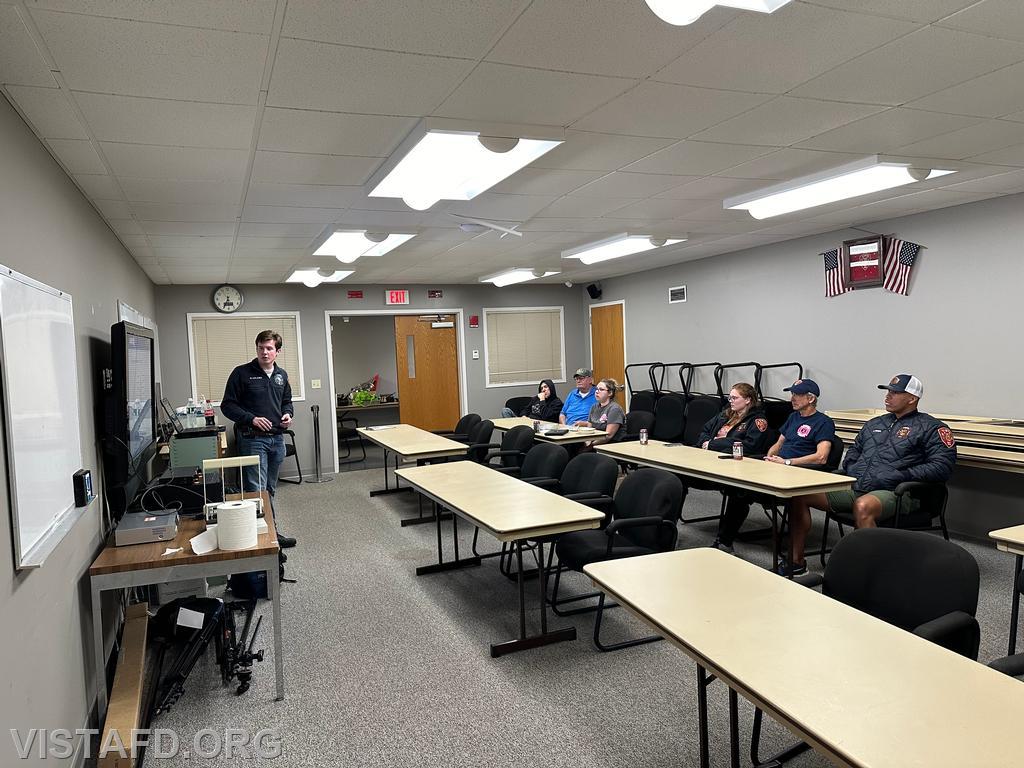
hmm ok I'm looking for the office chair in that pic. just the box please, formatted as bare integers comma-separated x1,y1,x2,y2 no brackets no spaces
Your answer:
483,425,534,471
494,442,568,484
674,396,732,524
502,396,533,416
651,393,687,443
461,419,495,463
337,416,366,466
620,410,655,442
432,413,481,443
551,468,684,651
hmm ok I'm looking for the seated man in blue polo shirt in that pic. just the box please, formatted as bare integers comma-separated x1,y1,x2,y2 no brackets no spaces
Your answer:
559,368,597,426
711,379,835,559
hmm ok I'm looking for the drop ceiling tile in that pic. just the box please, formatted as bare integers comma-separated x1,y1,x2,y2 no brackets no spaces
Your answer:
47,138,106,173
250,151,380,185
244,183,362,208
692,97,886,147
488,0,726,78
154,248,232,261
600,198,696,222
93,199,131,218
102,143,249,180
655,176,773,200
241,205,343,224
906,61,1024,118
108,219,144,236
268,38,472,115
532,131,674,172
75,93,256,148
117,235,151,249
623,140,775,176
335,210,428,228
31,1,277,33
258,108,415,157
655,3,918,94
282,0,528,58
235,236,316,250
233,248,308,261
447,193,558,221
943,168,1024,193
491,168,604,196
149,236,234,249
238,222,326,237
938,0,1024,43
536,196,642,218
968,142,1024,166
808,0,977,24
717,149,865,180
0,7,57,87
791,26,1024,106
570,172,695,198
434,63,633,126
73,173,122,199
5,86,87,139
797,107,981,153
518,217,621,233
894,119,1024,160
132,202,241,222
572,82,771,139
140,221,237,236
119,177,243,205
32,10,266,102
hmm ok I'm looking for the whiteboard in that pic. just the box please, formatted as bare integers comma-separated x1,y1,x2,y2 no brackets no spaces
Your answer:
0,266,84,569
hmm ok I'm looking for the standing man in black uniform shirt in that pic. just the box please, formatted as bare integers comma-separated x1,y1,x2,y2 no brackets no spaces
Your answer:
782,374,956,575
221,330,297,548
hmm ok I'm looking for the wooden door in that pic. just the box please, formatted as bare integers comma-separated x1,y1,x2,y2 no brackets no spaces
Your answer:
590,302,626,409
394,315,461,431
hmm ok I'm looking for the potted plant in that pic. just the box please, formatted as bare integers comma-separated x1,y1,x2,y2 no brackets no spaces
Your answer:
352,389,377,407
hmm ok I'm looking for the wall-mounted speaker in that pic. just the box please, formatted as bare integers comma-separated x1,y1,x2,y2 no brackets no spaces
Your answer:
586,283,602,300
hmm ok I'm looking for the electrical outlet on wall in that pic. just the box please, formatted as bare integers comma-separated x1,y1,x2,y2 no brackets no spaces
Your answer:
311,379,322,389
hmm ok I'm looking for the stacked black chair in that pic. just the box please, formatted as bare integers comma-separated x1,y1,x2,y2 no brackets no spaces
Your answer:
483,425,534,471
432,413,481,443
503,396,532,416
620,410,655,442
651,394,687,443
755,361,804,430
551,468,684,651
676,395,728,524
624,362,663,413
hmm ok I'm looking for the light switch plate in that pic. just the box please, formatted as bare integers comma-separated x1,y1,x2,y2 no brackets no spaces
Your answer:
311,379,321,389
472,350,480,360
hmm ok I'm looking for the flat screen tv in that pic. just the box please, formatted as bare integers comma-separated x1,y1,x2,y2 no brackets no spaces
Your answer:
105,321,157,505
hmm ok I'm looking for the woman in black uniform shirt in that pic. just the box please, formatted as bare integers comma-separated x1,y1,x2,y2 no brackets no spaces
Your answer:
696,382,772,455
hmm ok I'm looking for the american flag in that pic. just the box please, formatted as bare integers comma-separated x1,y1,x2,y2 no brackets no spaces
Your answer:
823,247,847,297
882,237,921,295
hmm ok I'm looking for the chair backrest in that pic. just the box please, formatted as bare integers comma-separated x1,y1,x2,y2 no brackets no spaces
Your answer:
682,395,723,446
824,435,845,472
503,396,533,415
560,453,619,498
498,425,535,468
823,528,980,658
455,413,481,435
895,483,949,529
763,399,792,431
651,393,687,442
465,419,494,462
612,468,683,550
629,390,658,413
623,410,655,439
519,443,569,480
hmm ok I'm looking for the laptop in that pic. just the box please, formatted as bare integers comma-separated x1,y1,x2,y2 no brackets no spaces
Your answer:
161,397,224,437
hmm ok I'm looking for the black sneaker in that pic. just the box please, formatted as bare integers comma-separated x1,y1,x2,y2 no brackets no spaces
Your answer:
276,533,297,549
775,557,806,577
709,539,735,555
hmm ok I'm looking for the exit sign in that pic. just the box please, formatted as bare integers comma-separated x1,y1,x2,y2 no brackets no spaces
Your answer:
385,289,409,305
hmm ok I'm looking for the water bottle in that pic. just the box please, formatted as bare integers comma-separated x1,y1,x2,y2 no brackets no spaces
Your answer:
185,397,197,428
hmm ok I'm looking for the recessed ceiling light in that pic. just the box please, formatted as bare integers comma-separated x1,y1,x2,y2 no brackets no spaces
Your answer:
645,0,794,25
480,268,559,287
313,230,416,263
367,121,562,210
286,268,354,288
561,234,687,265
723,157,956,220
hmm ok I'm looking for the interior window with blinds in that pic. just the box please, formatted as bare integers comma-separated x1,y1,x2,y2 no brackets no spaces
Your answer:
484,307,565,387
189,314,303,404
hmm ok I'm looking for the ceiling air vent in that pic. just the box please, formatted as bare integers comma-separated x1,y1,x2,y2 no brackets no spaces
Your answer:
668,285,687,304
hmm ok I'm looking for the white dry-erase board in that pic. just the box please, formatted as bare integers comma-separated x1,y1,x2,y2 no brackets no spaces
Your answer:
0,266,84,569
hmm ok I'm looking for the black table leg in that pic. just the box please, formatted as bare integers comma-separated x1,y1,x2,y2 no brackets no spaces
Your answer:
369,450,413,497
400,458,452,526
1010,553,1022,655
696,665,710,768
415,500,480,576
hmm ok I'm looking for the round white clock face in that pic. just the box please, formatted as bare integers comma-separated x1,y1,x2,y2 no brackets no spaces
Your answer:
212,284,243,313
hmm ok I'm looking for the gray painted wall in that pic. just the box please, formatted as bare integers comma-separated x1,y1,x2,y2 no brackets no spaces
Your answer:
0,95,156,763
589,192,1024,539
155,283,588,474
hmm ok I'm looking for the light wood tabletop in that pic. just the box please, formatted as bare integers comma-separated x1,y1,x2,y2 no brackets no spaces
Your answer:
356,423,469,459
596,441,854,497
585,548,1024,768
492,416,605,444
989,524,1024,654
990,523,1024,555
395,461,604,541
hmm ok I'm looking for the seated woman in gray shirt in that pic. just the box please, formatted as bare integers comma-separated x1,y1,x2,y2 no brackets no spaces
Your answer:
573,377,626,446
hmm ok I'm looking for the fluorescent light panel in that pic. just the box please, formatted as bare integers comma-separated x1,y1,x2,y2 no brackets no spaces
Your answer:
313,231,416,263
480,268,559,287
645,0,793,26
287,268,354,288
562,234,686,265
369,130,562,210
725,159,956,220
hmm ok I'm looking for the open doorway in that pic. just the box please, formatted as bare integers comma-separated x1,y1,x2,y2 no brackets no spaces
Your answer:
325,309,468,470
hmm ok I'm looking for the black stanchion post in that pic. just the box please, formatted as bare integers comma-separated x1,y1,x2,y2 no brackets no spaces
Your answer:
305,404,333,484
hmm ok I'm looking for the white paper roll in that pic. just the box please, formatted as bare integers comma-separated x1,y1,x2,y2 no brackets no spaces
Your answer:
216,500,258,550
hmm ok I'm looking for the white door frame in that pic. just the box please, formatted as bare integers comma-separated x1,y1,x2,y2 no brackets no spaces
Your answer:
588,299,628,409
324,308,468,470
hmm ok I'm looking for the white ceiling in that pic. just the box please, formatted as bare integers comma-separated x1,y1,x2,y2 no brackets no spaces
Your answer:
3,0,1024,285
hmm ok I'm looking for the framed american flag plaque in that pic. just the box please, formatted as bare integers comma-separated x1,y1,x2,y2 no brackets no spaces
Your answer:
843,235,885,289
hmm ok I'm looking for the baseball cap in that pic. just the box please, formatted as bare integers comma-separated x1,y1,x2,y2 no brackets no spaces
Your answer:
878,374,924,397
573,367,593,378
783,379,820,396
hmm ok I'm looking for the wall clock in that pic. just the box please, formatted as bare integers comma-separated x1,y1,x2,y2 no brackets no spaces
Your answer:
212,284,244,313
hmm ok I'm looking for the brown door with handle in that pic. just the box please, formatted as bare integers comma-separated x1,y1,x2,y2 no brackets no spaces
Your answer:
589,302,626,409
394,315,461,431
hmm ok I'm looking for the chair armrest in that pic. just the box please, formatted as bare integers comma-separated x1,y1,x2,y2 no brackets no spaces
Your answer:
524,477,559,490
913,610,978,650
893,480,935,497
431,430,469,441
284,429,296,437
493,466,522,476
565,493,614,511
988,653,1024,678
605,516,667,535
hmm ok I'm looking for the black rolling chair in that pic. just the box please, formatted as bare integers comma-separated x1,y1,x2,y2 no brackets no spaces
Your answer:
503,396,533,416
337,417,366,466
620,410,655,442
494,442,569,483
762,399,793,431
651,393,687,443
483,425,534,471
461,419,495,463
551,452,619,505
551,468,684,651
751,527,980,765
432,413,481,443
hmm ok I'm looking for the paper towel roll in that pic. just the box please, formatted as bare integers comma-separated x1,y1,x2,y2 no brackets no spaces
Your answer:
216,500,258,550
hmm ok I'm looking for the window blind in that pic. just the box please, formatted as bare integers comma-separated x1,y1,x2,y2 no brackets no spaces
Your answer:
484,308,564,386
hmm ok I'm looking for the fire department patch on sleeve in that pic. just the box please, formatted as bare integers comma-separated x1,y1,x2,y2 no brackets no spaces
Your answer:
938,427,955,448
755,418,767,432
896,426,911,439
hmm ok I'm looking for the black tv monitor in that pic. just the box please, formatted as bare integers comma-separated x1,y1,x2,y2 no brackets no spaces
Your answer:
105,321,158,503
